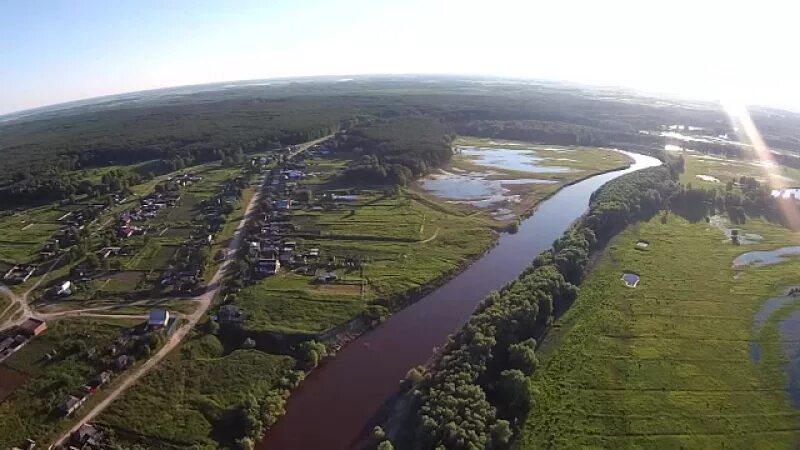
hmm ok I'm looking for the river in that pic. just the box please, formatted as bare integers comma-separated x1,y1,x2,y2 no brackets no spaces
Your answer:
259,151,662,450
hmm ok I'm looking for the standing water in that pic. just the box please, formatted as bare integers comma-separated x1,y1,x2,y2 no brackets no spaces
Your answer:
259,151,661,450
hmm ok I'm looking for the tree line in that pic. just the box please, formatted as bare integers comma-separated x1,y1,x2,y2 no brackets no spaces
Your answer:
333,117,455,186
397,165,679,449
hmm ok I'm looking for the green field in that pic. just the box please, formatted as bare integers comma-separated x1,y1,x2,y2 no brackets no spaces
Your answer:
680,152,800,189
237,188,495,334
0,318,139,449
520,215,800,449
98,334,295,449
0,206,63,264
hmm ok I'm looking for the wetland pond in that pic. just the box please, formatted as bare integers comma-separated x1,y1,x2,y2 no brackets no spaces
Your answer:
419,144,606,220
733,246,800,267
751,293,800,407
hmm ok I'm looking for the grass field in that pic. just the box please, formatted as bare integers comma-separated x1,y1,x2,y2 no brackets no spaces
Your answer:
680,152,800,189
238,188,495,334
520,215,800,449
98,334,295,449
0,318,139,449
0,206,63,264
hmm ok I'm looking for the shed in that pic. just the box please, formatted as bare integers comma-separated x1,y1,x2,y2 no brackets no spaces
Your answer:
148,309,170,329
19,318,47,336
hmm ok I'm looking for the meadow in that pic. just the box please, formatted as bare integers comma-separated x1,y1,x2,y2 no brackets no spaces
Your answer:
520,215,800,449
97,334,295,449
680,151,800,188
238,188,495,335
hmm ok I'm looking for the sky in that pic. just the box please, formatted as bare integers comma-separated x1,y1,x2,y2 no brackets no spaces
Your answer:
1,0,798,115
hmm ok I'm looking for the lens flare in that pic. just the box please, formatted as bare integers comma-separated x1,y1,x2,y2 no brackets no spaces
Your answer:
721,98,800,229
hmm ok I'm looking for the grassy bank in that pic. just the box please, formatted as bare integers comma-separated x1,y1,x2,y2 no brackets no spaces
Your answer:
97,334,296,449
521,215,800,449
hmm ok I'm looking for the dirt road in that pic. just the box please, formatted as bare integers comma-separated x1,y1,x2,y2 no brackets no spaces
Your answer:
50,136,327,446
50,172,265,446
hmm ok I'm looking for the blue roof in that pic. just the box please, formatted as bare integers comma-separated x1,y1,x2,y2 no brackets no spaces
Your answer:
148,309,169,323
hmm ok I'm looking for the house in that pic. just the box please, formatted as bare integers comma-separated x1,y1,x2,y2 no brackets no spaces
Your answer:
256,258,280,276
317,271,338,284
278,253,295,266
3,265,36,284
148,309,170,329
19,318,47,336
55,280,73,297
84,370,112,393
275,199,292,210
115,355,132,370
70,423,104,448
118,226,135,238
98,246,121,259
60,395,86,416
218,305,244,325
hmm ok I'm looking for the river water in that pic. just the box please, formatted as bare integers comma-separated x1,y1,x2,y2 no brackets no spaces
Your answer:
259,151,662,450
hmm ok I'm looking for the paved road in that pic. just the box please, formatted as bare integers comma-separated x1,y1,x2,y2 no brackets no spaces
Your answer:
50,135,328,446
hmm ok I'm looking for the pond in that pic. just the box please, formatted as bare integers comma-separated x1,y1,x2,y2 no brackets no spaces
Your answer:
733,246,800,267
461,147,574,173
621,272,640,288
778,310,800,407
419,170,557,211
750,292,799,363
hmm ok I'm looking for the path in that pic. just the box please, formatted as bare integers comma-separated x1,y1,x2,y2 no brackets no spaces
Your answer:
418,227,440,244
0,255,62,331
50,136,326,446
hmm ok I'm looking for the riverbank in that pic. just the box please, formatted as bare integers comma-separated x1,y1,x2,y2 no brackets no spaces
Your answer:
521,216,800,449
257,152,662,450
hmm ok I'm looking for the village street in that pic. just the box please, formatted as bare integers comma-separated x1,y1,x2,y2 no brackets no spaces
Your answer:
48,135,329,447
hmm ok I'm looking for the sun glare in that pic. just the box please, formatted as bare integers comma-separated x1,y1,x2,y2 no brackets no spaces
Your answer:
722,97,800,229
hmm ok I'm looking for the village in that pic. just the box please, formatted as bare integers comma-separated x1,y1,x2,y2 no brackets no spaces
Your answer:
0,152,276,449
0,132,482,449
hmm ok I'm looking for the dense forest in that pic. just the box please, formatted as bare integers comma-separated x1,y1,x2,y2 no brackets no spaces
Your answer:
333,118,455,185
396,164,680,449
6,77,800,210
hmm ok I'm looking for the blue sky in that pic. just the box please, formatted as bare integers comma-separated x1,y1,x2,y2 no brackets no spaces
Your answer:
2,0,799,114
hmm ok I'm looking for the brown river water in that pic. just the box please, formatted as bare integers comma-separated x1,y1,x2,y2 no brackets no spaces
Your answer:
259,151,661,450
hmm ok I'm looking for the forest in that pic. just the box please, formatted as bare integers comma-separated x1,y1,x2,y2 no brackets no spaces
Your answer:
5,77,800,210
334,118,455,185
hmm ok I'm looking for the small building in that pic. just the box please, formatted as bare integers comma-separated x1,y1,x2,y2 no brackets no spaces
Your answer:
148,309,170,329
115,355,132,370
3,265,36,284
71,423,104,448
275,199,293,210
56,281,73,296
60,395,86,416
256,258,280,276
278,253,295,266
218,305,244,325
19,318,47,336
